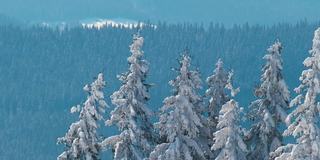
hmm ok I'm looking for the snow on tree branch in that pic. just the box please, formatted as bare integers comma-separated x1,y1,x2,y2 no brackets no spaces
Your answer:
57,73,107,160
272,27,320,160
101,34,155,160
246,40,290,160
150,54,209,160
205,59,230,135
211,70,247,160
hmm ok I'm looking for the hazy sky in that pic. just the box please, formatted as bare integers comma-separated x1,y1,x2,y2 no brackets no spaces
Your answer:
0,0,320,25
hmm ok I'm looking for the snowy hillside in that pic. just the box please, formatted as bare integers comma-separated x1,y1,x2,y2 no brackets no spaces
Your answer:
36,18,156,30
80,18,155,29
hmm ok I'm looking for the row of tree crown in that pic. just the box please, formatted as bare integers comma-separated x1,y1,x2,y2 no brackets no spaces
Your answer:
57,27,320,160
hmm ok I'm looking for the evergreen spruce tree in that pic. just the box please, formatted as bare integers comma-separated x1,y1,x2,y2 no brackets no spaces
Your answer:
212,96,248,160
57,73,107,160
149,54,208,160
246,41,290,160
205,59,238,133
101,34,155,160
271,28,320,160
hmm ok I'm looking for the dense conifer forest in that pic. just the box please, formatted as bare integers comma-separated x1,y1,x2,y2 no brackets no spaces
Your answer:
1,21,320,159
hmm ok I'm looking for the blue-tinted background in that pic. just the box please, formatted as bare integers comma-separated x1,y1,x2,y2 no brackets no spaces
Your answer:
1,0,320,159
0,0,320,26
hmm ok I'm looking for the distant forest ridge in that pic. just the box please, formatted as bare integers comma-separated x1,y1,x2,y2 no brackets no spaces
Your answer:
0,13,319,29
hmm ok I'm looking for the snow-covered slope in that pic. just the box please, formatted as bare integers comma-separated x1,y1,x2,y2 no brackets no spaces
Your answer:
81,18,157,29
80,18,151,29
35,18,156,30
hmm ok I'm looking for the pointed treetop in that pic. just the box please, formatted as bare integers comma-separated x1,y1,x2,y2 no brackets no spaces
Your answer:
206,58,227,87
216,58,223,69
170,54,202,94
295,27,320,94
310,27,320,56
267,40,282,55
180,54,191,76
129,33,144,59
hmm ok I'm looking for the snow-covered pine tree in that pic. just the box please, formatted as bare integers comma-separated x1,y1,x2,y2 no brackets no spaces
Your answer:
57,73,108,160
205,59,235,133
246,41,290,160
149,54,209,160
212,100,247,160
270,28,320,160
100,34,155,160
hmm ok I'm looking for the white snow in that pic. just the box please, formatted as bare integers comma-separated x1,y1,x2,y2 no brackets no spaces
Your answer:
81,19,157,30
150,54,209,160
101,34,155,160
271,27,320,160
212,99,248,160
247,40,290,160
57,73,107,160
